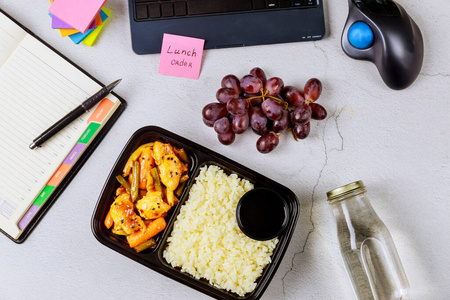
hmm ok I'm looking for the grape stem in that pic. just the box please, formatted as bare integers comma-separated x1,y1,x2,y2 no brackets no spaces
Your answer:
246,88,289,110
288,128,298,142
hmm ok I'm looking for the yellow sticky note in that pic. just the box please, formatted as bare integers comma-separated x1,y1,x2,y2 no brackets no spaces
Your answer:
82,7,111,47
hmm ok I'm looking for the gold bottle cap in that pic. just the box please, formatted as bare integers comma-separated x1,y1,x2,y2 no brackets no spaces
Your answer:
326,180,366,202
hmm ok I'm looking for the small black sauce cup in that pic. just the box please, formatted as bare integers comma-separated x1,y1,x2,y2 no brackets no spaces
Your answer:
236,187,289,241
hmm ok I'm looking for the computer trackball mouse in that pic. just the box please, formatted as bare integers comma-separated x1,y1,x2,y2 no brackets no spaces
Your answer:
342,0,424,90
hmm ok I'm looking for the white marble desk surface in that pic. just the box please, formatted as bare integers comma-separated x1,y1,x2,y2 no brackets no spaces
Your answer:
0,1,449,299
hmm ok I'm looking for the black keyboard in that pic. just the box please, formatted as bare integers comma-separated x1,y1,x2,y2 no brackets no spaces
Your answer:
134,0,318,20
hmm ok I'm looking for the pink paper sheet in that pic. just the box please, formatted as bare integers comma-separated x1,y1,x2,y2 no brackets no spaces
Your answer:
49,0,106,33
158,34,205,80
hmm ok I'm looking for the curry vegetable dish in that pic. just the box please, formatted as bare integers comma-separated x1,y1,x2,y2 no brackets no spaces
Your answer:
104,141,189,252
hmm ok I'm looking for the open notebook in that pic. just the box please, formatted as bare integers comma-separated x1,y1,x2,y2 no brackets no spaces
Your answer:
0,10,126,242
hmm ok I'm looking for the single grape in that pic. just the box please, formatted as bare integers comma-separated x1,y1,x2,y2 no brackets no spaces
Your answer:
292,122,311,140
227,97,249,116
282,86,305,107
216,88,238,104
250,67,267,84
202,103,227,121
252,126,269,136
261,98,283,121
304,78,322,102
256,133,279,154
203,117,215,127
240,75,263,94
232,113,249,134
310,103,327,120
218,128,235,145
265,77,284,96
214,117,230,134
221,74,242,94
291,104,312,125
249,107,268,132
272,110,289,133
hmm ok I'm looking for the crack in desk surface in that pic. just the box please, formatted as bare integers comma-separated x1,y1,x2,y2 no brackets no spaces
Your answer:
280,108,344,298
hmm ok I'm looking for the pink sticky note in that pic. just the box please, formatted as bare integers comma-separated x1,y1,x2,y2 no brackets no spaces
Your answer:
49,0,106,34
158,34,205,80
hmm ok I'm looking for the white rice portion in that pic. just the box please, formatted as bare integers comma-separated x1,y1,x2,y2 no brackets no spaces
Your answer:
163,165,278,296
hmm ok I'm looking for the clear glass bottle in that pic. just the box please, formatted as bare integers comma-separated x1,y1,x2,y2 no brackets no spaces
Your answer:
327,181,410,300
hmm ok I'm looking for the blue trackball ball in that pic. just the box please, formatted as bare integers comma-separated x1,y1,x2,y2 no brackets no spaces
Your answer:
348,21,374,49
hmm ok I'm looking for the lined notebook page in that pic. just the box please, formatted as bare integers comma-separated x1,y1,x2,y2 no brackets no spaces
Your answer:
0,17,114,238
0,13,26,66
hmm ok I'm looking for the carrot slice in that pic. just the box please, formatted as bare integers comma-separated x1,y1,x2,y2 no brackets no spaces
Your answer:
126,217,166,248
104,210,114,229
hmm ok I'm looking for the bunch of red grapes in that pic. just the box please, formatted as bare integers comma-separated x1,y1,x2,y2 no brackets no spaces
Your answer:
202,67,327,153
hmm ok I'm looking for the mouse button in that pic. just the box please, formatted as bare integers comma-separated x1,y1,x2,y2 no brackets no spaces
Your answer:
384,1,400,16
366,2,389,16
352,0,366,10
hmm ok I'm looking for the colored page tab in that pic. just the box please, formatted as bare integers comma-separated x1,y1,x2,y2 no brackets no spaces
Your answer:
158,33,205,80
78,123,101,144
82,8,110,46
18,205,40,230
33,185,56,206
63,143,87,165
49,0,107,33
87,98,114,123
47,164,71,187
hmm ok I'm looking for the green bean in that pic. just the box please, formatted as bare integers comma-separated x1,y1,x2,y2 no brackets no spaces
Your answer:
115,175,131,193
134,238,156,253
174,147,189,164
151,167,162,192
131,161,139,202
175,181,186,197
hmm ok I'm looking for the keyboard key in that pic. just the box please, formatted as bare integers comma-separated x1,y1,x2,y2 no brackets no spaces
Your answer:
279,0,291,8
267,0,278,8
174,1,187,16
187,0,252,15
148,3,161,18
292,1,304,7
252,0,266,9
136,4,148,19
305,0,316,6
161,2,174,16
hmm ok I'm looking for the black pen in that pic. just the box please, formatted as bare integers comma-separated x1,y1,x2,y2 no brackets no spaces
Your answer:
29,79,122,150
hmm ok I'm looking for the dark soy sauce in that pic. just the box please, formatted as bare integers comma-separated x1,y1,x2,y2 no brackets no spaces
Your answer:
237,188,288,240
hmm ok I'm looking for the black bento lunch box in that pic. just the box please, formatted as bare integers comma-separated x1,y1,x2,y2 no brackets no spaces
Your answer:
91,126,299,300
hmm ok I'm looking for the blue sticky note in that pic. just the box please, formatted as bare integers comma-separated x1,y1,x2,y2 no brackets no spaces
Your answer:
69,29,94,44
99,9,108,21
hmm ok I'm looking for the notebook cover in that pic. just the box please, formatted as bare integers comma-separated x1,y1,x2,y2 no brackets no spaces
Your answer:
0,8,127,244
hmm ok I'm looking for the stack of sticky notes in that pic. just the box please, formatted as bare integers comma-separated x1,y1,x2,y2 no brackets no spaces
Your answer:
48,0,111,46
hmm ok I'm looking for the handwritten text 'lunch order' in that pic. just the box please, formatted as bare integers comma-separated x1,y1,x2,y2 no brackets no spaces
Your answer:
167,46,197,68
